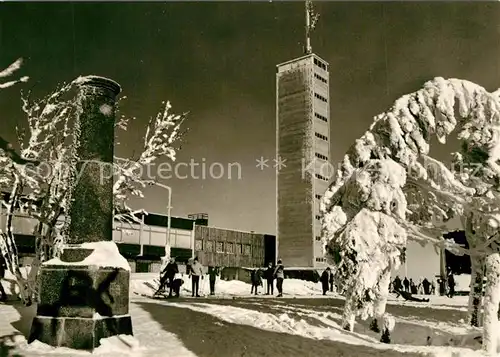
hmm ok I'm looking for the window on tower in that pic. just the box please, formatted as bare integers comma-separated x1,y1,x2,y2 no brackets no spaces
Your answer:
315,174,328,182
314,73,328,84
315,152,328,161
315,132,328,141
314,58,327,71
314,112,328,122
314,93,328,103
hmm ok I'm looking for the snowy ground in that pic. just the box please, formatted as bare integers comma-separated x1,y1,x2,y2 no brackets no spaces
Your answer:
0,273,493,357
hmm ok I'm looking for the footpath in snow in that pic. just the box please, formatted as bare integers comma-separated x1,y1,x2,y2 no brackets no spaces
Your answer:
0,272,494,357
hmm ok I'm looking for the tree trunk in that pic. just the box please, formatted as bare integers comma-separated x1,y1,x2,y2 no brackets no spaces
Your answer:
370,268,391,333
468,255,485,327
342,286,357,332
482,253,500,355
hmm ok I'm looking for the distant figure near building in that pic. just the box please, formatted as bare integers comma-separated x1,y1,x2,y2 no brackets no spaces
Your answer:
403,277,410,292
410,278,417,294
393,276,402,293
447,272,455,298
250,268,262,295
190,257,204,297
0,255,7,301
438,277,446,296
329,269,334,292
156,257,179,298
264,262,275,295
274,259,285,297
320,267,331,295
186,257,193,275
422,278,431,295
208,266,219,296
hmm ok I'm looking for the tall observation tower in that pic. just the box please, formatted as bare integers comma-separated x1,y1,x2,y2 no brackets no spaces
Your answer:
276,0,331,268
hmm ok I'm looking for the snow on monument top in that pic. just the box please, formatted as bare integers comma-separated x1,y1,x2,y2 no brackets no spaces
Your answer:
73,75,122,95
44,241,131,271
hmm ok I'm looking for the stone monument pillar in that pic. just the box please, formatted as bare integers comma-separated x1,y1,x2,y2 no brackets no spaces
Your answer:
29,76,133,350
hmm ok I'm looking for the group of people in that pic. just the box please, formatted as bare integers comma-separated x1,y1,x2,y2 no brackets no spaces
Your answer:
155,257,286,298
391,271,456,298
249,260,285,297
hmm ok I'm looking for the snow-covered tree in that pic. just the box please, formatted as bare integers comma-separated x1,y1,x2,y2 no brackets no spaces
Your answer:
0,76,186,305
320,77,500,353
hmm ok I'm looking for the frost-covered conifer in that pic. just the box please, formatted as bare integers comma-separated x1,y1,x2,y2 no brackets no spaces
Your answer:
320,78,500,352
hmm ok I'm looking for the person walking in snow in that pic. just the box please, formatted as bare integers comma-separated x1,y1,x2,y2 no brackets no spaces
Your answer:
250,268,261,295
0,255,8,301
422,278,431,295
403,277,410,292
190,257,204,297
447,272,455,298
410,279,417,294
430,279,436,295
329,269,334,292
170,273,184,298
264,262,274,295
208,266,219,296
156,257,179,298
393,276,402,293
438,277,446,296
320,267,331,295
274,259,285,297
186,258,193,275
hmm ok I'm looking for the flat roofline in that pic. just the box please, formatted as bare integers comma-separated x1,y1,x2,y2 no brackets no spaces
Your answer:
276,53,330,68
196,224,274,237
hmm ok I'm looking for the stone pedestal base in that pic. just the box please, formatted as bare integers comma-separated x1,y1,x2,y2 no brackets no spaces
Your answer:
29,315,133,350
29,242,133,350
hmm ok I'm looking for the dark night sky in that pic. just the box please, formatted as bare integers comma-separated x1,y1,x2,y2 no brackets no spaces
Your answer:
1,2,499,235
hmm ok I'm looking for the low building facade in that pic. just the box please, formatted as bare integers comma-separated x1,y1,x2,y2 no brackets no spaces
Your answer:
193,225,266,268
1,206,276,273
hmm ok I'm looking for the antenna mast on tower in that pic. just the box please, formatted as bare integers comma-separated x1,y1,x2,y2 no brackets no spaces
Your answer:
305,0,320,55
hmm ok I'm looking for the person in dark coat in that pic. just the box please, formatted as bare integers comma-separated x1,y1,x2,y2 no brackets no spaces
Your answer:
410,279,417,294
186,258,193,275
393,276,402,292
208,266,219,295
438,277,446,296
156,257,179,298
250,268,261,295
274,260,285,297
0,255,7,301
320,267,331,295
403,277,410,292
421,278,431,295
447,273,455,298
170,276,184,297
264,262,274,295
329,270,334,292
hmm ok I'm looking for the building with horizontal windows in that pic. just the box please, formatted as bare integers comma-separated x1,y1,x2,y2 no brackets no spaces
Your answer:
276,53,331,268
0,201,276,272
194,225,267,268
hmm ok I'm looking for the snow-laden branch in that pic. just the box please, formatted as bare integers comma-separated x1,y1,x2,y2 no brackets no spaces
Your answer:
0,58,29,89
113,100,186,219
